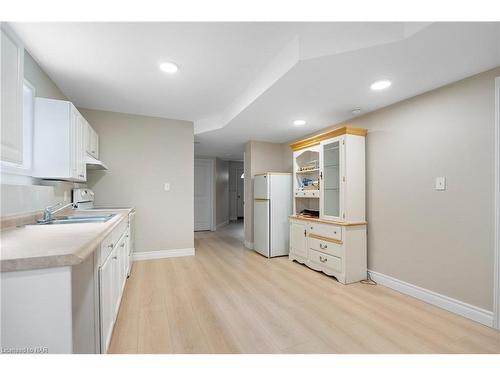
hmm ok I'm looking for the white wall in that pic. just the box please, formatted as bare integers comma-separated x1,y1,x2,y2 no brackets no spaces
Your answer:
81,108,194,253
285,66,500,311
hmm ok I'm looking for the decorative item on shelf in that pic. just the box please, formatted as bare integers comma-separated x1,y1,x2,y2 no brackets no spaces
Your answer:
298,160,319,172
300,209,319,218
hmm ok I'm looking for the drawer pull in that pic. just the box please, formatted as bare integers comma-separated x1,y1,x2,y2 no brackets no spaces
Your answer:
112,256,118,260
120,243,125,248
320,243,328,250
319,256,328,263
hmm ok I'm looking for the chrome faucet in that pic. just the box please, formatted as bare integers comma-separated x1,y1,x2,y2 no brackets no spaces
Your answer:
40,201,76,223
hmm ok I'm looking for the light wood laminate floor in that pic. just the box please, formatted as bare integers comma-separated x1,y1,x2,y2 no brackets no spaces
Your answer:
109,227,500,354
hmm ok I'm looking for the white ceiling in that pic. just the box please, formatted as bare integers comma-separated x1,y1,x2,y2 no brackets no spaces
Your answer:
10,22,500,160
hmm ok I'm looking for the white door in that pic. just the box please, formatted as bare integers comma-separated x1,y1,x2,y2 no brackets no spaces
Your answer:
194,159,214,231
253,199,270,257
236,167,244,218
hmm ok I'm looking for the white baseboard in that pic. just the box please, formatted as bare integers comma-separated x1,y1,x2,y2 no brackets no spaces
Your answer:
244,240,254,250
368,270,493,327
133,248,195,261
216,220,229,230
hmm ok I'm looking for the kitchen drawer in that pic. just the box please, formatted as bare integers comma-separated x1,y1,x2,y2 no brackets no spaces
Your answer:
307,222,341,241
112,220,128,247
308,249,342,274
100,233,115,265
99,218,127,265
308,235,343,258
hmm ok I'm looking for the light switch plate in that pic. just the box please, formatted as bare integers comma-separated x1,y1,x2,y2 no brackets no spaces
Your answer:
164,183,170,191
435,177,446,191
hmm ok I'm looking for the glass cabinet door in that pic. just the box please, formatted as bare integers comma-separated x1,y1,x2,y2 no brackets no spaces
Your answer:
321,138,342,219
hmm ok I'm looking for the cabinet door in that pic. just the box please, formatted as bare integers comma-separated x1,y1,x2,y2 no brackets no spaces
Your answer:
91,127,99,159
69,108,79,178
320,137,344,221
99,252,116,353
118,236,127,291
75,113,86,181
84,120,91,155
1,25,24,164
290,222,308,257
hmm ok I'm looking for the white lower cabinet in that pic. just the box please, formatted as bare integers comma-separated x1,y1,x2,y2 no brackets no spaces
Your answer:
290,221,308,259
98,221,131,353
289,217,367,284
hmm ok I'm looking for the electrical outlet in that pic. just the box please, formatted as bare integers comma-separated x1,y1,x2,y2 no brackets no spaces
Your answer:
164,183,170,191
435,177,446,191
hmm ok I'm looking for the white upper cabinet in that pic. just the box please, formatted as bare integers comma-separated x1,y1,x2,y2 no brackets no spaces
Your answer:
84,120,99,159
1,24,24,165
291,127,367,223
33,98,88,182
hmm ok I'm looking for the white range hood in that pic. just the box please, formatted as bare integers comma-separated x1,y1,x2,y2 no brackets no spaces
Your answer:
85,154,109,170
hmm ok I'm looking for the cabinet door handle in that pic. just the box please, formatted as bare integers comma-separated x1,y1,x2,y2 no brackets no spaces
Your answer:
79,174,84,178
112,256,118,260
319,256,328,263
120,243,125,248
320,243,328,250
304,229,307,237
108,243,114,248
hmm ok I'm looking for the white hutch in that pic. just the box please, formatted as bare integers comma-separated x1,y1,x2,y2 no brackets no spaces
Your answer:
288,126,367,284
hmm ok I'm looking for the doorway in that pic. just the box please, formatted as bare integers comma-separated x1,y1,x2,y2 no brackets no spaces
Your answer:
236,167,244,218
194,158,214,231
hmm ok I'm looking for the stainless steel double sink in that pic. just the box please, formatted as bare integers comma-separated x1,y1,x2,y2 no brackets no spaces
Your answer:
35,214,116,225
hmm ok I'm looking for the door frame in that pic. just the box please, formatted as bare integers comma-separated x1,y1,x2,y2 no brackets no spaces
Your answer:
194,158,215,232
494,76,500,329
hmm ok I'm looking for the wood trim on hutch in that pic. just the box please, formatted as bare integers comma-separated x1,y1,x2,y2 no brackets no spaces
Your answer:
289,215,367,227
289,126,368,151
308,233,343,245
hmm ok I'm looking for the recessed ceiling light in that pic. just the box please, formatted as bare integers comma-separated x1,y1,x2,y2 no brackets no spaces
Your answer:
293,120,306,126
351,108,362,115
159,62,179,74
370,80,391,91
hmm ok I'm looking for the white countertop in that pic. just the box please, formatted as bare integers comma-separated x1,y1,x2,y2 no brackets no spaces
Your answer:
0,209,132,272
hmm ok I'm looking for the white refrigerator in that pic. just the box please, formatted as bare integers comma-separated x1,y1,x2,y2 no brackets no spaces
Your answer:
253,173,293,258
